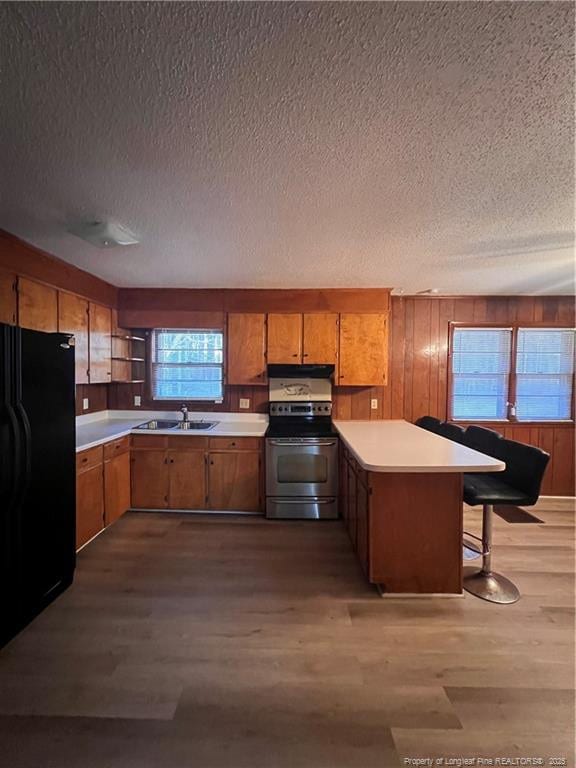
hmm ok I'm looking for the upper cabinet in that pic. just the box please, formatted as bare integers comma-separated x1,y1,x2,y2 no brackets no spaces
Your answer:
227,313,267,385
89,302,112,383
338,313,389,386
267,313,302,364
266,312,340,375
58,291,89,384
17,277,58,332
0,269,17,325
303,313,339,372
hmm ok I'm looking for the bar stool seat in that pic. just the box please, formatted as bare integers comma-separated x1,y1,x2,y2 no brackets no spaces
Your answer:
463,474,534,506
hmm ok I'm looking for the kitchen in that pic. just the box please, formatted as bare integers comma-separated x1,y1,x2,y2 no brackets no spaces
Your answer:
0,2,575,766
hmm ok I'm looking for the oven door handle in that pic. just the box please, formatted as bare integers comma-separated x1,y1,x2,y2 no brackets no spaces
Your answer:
268,440,337,447
272,498,336,505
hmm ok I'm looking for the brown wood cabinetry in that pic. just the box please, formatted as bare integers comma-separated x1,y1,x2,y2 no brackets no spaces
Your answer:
267,313,303,364
340,443,463,593
0,269,17,325
76,446,105,549
131,448,169,509
208,451,261,512
17,277,58,332
104,438,131,526
89,302,112,383
303,313,339,370
130,434,263,512
168,448,206,509
58,291,89,384
338,312,388,386
227,313,267,385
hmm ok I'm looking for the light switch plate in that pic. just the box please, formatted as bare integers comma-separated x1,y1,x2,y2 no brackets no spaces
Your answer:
82,398,89,410
239,398,250,409
134,395,142,407
371,398,378,410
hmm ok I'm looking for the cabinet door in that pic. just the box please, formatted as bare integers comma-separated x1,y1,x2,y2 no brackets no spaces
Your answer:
346,460,357,547
267,313,302,364
17,277,58,332
76,464,104,549
58,292,89,384
104,451,131,526
168,450,206,509
208,452,260,511
303,314,338,372
339,313,388,386
227,313,267,385
356,479,369,576
0,269,17,325
89,302,112,383
131,450,169,509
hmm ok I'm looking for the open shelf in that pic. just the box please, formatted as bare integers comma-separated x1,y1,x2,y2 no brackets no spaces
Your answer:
111,326,146,384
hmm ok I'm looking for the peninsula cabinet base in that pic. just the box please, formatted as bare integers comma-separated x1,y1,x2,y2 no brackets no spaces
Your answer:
367,472,463,595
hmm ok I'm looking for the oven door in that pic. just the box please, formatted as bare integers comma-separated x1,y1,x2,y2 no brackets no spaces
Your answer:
266,438,338,497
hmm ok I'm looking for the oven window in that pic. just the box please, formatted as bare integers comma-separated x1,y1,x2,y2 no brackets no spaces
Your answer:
277,455,328,483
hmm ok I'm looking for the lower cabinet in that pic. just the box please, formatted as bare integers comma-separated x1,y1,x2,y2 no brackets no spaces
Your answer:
208,451,261,512
168,449,206,509
341,445,369,576
76,446,105,549
130,435,263,512
131,449,169,509
104,439,131,526
76,437,131,550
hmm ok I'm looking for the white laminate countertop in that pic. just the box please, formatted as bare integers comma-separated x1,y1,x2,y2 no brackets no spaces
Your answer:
76,410,268,452
334,420,505,474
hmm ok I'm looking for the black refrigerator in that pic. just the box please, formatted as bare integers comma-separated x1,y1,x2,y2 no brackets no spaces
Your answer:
1,322,76,647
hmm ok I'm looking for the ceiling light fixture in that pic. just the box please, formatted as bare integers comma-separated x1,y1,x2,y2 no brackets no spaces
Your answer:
68,220,139,248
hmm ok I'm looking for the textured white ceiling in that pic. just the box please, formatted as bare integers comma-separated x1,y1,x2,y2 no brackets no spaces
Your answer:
0,2,574,294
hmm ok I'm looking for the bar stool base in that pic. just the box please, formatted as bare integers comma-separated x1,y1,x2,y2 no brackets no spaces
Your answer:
463,566,521,604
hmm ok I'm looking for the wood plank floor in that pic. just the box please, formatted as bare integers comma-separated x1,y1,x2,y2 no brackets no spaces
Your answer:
0,499,574,767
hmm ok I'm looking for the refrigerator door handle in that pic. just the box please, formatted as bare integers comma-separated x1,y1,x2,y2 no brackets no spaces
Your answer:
13,401,32,509
1,402,21,511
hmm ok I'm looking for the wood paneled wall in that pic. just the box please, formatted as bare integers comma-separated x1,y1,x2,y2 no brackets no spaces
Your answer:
75,384,108,416
0,230,117,307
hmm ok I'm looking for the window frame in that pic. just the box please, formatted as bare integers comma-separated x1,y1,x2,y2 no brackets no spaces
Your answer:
148,327,225,403
448,322,575,424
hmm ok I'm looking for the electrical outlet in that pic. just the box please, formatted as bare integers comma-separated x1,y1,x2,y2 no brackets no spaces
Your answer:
370,398,378,410
134,395,142,407
82,398,89,411
239,398,250,410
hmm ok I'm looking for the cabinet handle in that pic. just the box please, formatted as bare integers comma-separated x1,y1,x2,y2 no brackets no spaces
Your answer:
292,353,298,357
81,457,88,463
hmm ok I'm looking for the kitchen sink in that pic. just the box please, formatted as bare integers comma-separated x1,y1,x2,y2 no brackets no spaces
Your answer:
135,420,180,430
135,419,219,431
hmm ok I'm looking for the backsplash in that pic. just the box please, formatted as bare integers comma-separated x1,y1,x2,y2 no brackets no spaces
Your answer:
75,384,108,416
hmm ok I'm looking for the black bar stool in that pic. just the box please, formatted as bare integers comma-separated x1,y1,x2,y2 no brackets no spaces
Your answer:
462,437,550,604
414,416,443,433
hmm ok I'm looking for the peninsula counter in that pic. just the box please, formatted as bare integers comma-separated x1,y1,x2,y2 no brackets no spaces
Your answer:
333,420,504,596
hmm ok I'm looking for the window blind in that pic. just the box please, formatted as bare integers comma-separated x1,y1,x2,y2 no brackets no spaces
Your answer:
451,328,512,420
151,329,224,401
516,328,575,421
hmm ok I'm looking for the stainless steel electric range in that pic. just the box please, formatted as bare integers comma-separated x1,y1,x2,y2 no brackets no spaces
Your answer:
265,364,338,520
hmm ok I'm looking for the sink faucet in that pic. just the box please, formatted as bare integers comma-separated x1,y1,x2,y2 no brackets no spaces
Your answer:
180,404,189,422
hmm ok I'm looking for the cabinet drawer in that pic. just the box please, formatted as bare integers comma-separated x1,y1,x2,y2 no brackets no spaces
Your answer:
76,445,103,472
131,435,168,449
166,436,208,450
103,436,130,461
209,437,261,451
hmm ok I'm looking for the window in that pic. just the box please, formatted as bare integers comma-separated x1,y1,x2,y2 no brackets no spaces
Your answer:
450,326,575,422
150,329,224,401
516,329,575,421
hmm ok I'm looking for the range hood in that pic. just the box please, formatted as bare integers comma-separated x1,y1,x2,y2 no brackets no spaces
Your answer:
266,364,335,379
